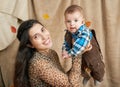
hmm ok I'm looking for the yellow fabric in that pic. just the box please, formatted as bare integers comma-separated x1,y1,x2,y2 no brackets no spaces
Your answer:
0,0,120,87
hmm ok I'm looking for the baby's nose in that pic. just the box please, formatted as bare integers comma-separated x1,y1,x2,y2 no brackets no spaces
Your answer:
70,21,75,26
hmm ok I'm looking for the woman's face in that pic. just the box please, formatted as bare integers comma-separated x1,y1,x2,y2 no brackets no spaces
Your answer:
29,23,52,52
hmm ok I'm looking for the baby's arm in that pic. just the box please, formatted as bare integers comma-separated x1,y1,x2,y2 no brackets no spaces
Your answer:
68,29,92,56
82,42,92,53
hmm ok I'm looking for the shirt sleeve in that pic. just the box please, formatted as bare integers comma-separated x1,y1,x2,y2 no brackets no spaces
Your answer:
62,40,71,51
62,30,73,52
68,29,92,57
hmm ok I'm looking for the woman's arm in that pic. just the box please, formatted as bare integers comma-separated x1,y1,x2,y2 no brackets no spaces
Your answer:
68,56,82,87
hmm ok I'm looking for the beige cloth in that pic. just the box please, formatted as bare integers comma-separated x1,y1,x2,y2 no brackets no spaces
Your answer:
0,0,30,50
0,13,18,50
0,0,120,87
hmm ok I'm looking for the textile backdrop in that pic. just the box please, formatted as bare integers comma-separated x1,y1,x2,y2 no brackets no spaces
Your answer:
0,0,120,87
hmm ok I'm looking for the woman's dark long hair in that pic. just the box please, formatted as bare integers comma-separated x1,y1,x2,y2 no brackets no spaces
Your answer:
14,19,43,87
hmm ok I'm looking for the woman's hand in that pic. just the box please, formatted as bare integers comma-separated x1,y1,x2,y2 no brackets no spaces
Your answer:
62,50,71,58
83,42,92,53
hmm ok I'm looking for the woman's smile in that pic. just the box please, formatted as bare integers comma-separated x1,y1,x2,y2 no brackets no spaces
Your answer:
43,37,51,45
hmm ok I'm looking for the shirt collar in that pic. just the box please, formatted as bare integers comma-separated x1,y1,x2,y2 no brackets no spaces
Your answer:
72,24,86,35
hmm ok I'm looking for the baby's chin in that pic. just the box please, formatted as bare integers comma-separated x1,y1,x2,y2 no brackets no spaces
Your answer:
69,28,78,33
70,30,77,33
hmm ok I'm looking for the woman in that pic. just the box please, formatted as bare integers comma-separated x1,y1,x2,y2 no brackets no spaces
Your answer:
14,19,82,87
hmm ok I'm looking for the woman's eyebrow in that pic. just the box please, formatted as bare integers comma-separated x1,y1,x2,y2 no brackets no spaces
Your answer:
31,27,44,39
41,26,44,30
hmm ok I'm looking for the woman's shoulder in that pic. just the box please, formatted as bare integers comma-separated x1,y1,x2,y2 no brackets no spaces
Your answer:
29,51,47,64
29,51,51,70
29,51,42,65
50,49,58,55
29,49,57,63
49,49,56,52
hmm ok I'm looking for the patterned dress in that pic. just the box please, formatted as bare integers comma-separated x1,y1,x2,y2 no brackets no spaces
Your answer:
28,49,82,87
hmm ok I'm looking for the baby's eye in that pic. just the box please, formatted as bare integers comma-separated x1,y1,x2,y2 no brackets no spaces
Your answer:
66,20,71,23
74,20,78,22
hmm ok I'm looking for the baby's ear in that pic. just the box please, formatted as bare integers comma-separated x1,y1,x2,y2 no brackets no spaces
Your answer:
27,44,34,48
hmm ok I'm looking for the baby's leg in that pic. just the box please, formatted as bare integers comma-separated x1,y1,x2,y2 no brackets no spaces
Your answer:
90,61,105,85
81,58,91,85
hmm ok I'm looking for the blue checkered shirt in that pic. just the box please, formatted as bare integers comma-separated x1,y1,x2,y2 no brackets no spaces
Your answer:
63,25,93,57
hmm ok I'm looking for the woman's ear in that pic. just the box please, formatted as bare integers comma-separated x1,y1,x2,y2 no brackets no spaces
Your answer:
27,44,34,48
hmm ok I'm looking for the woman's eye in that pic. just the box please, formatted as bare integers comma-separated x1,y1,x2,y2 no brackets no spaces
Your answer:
41,28,44,32
41,27,45,32
34,35,38,39
33,34,40,39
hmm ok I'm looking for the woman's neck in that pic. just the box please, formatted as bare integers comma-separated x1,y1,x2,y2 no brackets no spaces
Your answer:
38,49,50,55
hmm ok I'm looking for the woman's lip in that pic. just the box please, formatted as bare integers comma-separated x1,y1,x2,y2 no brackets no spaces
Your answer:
44,38,50,45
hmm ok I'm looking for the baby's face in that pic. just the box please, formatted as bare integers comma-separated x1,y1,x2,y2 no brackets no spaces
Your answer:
65,11,84,33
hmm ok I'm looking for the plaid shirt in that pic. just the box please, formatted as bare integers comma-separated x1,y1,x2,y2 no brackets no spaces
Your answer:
63,25,93,57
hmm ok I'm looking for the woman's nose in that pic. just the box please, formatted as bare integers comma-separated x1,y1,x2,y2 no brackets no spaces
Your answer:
41,33,48,40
